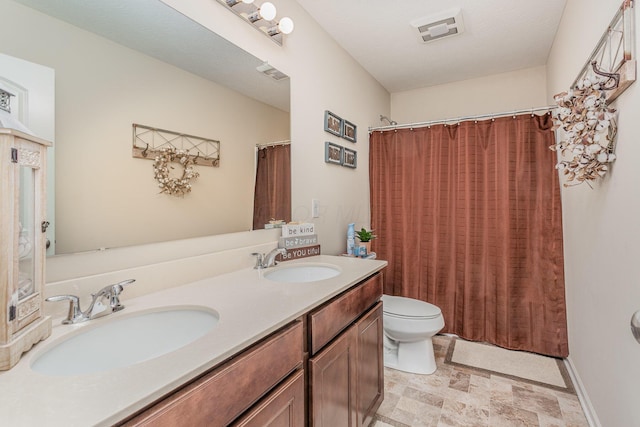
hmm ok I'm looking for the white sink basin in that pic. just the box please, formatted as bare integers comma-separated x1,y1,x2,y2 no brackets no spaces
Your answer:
31,307,219,376
264,263,341,283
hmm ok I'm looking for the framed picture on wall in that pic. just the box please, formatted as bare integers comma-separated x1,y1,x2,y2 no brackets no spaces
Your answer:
343,147,357,168
342,120,357,142
324,110,343,137
325,141,343,165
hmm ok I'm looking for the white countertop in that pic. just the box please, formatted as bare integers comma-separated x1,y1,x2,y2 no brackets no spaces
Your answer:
0,255,387,426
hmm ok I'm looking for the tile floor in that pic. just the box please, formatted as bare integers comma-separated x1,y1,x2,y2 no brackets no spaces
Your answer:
373,335,589,427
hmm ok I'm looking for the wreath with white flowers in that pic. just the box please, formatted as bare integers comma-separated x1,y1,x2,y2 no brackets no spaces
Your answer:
153,147,200,196
551,74,618,187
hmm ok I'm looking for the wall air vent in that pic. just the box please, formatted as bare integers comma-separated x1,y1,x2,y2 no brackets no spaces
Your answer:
411,8,464,44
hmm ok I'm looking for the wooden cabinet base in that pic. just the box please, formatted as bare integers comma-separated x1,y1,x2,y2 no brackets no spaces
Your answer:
309,299,384,427
0,316,51,370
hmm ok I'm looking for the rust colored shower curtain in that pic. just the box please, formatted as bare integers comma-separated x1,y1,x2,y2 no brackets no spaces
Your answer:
253,144,291,230
369,115,568,357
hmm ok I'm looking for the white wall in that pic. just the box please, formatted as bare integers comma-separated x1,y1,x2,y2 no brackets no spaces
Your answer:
162,0,391,255
0,0,289,254
547,1,640,426
391,66,549,124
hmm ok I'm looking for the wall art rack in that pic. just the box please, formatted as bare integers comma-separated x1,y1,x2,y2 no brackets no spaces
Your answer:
132,123,220,167
572,0,636,102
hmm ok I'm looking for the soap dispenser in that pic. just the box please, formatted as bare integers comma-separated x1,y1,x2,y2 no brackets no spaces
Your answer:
347,223,355,255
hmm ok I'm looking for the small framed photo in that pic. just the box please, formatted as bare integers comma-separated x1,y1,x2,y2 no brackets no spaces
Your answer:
325,141,343,165
324,110,343,137
342,120,357,142
343,147,357,168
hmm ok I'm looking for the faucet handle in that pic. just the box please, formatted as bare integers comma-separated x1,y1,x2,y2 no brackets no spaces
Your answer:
45,295,83,324
108,279,135,312
251,252,265,269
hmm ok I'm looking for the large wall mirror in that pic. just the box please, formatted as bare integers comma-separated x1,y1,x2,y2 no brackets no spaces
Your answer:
1,0,291,255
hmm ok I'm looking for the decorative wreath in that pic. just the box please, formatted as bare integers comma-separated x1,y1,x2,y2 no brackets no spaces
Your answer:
551,74,618,187
153,147,200,196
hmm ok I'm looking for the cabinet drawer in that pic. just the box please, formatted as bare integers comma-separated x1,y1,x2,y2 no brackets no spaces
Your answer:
309,273,382,355
123,320,303,427
232,369,305,427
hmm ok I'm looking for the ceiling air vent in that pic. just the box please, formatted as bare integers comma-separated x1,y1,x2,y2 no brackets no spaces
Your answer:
411,8,464,44
256,62,289,81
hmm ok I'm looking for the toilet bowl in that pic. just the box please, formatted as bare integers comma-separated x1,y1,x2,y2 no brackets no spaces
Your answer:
381,294,445,375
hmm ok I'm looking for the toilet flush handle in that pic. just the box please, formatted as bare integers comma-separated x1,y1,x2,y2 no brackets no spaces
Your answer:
631,310,640,344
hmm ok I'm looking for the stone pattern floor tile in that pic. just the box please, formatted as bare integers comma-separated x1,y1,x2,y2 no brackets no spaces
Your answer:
373,336,589,427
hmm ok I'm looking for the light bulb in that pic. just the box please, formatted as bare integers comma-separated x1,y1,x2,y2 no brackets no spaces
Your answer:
259,2,277,21
278,17,294,34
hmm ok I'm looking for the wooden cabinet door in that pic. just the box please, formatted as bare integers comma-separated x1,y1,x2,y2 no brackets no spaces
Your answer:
232,370,305,427
309,326,357,427
356,303,384,427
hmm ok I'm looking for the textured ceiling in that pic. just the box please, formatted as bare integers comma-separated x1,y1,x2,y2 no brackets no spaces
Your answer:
294,0,567,93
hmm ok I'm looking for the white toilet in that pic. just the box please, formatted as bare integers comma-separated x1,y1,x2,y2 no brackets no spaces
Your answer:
381,294,445,375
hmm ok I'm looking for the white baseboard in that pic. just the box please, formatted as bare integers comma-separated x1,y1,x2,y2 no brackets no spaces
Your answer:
564,356,601,427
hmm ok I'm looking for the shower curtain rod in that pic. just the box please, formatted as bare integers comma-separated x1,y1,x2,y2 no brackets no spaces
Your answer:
256,139,291,148
368,105,557,132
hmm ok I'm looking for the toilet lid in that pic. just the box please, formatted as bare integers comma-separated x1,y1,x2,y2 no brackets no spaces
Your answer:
381,295,441,319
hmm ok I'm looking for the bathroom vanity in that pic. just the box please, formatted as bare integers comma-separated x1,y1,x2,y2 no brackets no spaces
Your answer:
0,255,386,426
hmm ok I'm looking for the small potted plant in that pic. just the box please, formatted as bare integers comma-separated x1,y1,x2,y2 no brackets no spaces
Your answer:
355,227,376,255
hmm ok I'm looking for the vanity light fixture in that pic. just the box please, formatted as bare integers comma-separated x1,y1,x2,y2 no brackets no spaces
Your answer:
215,0,294,45
267,17,294,36
248,1,277,22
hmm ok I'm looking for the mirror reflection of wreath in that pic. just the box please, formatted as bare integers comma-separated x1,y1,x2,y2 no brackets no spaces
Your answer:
153,147,200,196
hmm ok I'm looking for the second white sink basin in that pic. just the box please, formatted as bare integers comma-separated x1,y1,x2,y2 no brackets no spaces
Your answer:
31,307,219,376
264,263,341,283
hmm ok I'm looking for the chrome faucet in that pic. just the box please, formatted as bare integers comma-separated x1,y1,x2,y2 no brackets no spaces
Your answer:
46,279,135,324
252,248,287,269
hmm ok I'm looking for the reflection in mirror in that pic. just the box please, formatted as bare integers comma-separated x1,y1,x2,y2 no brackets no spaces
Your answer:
2,0,291,255
253,141,291,229
18,165,36,300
